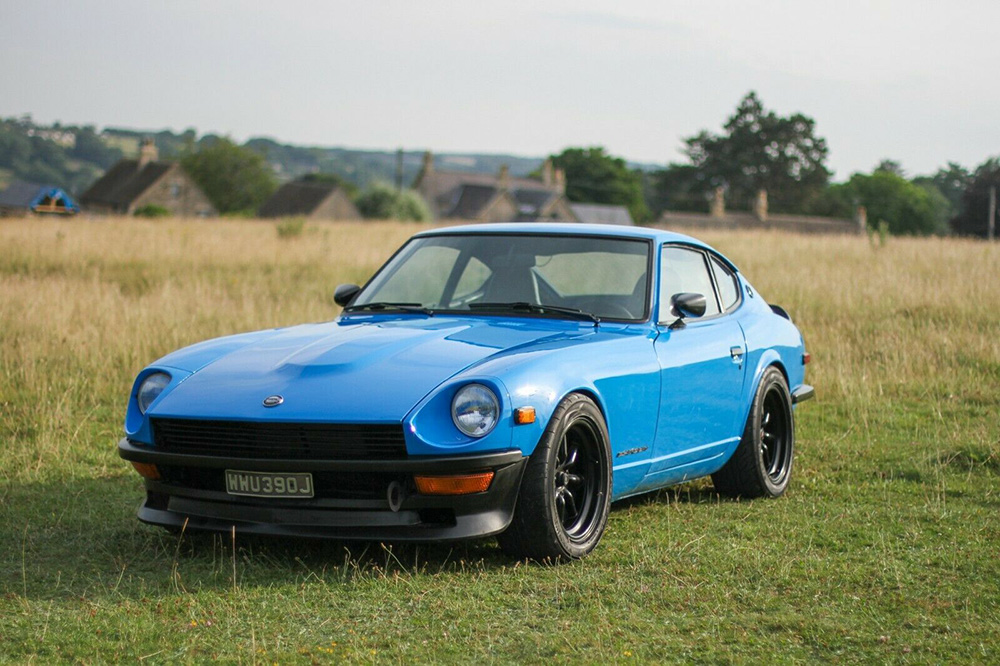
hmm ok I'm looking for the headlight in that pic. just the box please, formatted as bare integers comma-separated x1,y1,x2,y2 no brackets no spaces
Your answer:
451,383,500,437
137,372,171,414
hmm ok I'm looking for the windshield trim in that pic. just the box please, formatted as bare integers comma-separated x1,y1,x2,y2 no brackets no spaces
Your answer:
345,232,655,324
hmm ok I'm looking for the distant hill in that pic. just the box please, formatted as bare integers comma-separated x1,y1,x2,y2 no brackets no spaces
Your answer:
0,115,661,195
0,116,124,194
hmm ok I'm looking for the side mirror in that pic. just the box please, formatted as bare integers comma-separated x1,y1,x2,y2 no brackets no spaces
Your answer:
672,292,707,318
334,283,361,307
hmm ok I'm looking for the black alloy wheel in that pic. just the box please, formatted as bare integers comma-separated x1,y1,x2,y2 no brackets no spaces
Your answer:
712,366,794,498
760,388,792,485
498,393,612,561
553,419,603,543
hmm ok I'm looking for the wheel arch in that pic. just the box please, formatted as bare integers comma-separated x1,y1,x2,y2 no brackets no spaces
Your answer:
564,386,608,422
742,350,789,426
512,384,611,459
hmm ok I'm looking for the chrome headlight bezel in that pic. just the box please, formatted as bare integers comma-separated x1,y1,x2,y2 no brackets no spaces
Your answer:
137,372,171,414
451,383,500,438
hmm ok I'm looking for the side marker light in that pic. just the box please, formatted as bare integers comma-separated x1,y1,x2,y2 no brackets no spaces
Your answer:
514,406,536,425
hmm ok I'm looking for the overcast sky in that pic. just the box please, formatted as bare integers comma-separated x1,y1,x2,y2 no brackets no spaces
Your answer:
2,1,997,179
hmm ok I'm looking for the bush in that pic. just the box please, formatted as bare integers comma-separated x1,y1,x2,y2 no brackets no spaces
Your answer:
393,189,432,222
275,218,305,238
354,183,396,219
133,204,170,218
355,183,431,222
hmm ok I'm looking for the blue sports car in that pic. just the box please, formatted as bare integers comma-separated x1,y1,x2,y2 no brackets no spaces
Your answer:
119,223,813,560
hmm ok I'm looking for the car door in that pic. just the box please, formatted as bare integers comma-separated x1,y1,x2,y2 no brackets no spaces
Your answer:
647,245,747,478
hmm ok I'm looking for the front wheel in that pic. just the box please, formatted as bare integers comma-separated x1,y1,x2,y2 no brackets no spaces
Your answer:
498,394,612,561
712,366,794,498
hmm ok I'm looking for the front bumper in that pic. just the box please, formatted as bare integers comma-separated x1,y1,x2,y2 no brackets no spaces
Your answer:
118,438,526,541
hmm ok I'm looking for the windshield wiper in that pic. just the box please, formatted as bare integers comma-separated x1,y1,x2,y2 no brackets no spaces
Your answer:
468,302,600,325
344,302,434,316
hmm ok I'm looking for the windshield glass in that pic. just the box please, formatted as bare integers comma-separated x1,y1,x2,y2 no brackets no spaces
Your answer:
351,234,651,321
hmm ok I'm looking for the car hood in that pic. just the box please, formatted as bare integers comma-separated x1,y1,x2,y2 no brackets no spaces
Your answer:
149,315,594,422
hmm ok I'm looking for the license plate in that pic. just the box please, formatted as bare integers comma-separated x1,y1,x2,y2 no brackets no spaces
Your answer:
225,470,314,498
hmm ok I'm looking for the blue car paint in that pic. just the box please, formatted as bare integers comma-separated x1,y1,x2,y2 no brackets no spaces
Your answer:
126,223,810,503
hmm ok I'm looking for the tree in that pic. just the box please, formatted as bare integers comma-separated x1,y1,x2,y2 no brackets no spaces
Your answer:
355,182,431,221
913,162,972,219
914,181,953,234
644,164,711,216
683,91,830,213
549,147,649,223
826,170,944,235
70,126,122,169
874,159,905,177
950,158,1000,237
180,138,277,214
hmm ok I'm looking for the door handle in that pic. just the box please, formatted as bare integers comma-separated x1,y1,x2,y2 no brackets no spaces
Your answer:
730,346,744,363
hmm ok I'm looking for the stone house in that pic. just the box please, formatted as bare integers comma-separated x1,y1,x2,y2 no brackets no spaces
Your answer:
413,152,577,222
79,139,216,216
569,203,633,226
258,179,360,220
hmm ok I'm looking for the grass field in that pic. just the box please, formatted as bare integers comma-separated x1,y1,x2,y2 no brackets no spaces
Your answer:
1,218,999,664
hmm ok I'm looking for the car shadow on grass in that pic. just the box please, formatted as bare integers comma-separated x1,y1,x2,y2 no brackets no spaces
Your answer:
611,481,727,512
1,475,529,603
3,474,728,603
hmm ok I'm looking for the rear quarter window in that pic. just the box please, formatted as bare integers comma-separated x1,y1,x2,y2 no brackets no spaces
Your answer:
711,256,740,311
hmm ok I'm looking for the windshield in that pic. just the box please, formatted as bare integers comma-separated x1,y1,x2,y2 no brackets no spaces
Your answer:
351,234,651,321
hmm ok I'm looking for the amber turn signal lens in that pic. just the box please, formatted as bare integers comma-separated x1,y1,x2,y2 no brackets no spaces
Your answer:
131,462,161,480
514,406,536,424
802,352,811,365
414,472,494,495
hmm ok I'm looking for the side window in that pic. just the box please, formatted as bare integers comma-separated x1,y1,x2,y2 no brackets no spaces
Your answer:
659,246,721,321
710,256,739,311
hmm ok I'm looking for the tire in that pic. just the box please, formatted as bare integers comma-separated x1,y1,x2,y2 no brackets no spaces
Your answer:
498,393,612,561
712,366,794,498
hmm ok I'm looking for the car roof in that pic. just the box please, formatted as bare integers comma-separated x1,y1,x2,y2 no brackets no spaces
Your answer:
412,223,737,270
415,222,696,244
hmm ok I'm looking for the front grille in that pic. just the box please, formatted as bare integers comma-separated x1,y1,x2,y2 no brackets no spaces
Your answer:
152,418,407,460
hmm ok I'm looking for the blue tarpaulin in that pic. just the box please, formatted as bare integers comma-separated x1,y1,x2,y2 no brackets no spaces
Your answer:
0,180,79,214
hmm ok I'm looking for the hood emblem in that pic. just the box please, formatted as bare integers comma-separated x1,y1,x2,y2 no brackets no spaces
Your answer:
262,395,284,408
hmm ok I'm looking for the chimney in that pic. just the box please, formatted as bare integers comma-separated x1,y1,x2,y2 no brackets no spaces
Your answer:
710,186,726,218
753,189,768,221
498,165,510,190
541,158,554,187
554,168,566,194
855,205,868,233
138,137,158,169
422,151,434,176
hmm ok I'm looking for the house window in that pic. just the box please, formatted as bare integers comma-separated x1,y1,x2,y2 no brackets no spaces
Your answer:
170,183,181,198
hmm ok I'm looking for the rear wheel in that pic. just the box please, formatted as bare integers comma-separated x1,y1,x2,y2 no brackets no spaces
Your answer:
712,366,794,498
498,394,611,561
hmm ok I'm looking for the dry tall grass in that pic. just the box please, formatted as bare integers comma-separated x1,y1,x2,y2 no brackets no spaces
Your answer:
1,217,998,485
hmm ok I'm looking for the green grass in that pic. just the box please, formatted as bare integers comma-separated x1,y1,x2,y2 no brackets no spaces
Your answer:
1,219,998,663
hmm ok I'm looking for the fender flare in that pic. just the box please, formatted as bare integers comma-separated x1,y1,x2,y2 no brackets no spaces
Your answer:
741,349,787,427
